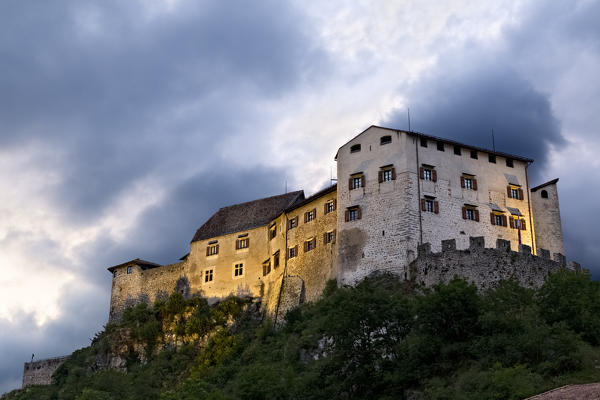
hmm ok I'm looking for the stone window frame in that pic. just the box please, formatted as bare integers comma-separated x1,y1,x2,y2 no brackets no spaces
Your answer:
460,174,478,191
304,208,317,223
349,172,365,190
206,241,219,256
204,268,214,283
419,165,437,182
324,199,336,214
304,237,317,252
324,229,337,244
378,165,396,183
490,212,508,227
462,205,480,222
233,263,244,278
345,205,362,222
236,234,249,250
507,185,524,200
287,216,299,230
287,245,299,259
421,197,439,214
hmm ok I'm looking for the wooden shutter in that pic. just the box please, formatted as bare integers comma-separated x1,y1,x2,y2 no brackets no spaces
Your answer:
509,218,514,228
333,199,337,210
313,237,317,249
323,232,328,244
378,171,383,183
361,175,365,188
392,168,396,180
357,207,362,219
294,245,298,255
246,238,250,247
295,216,298,226
432,170,437,182
419,167,424,179
521,219,526,230
313,208,316,219
474,210,480,222
304,212,308,223
206,247,209,256
490,213,495,225
235,239,239,250
502,215,507,226
303,241,308,252
473,179,478,191
345,210,349,222
421,199,426,211
434,201,439,214
324,203,328,214
332,230,336,243
462,207,467,219
461,176,465,188
518,188,524,200
348,178,353,190
507,186,512,197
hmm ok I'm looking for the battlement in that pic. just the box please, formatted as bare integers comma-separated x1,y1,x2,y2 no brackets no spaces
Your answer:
410,236,580,290
22,355,69,387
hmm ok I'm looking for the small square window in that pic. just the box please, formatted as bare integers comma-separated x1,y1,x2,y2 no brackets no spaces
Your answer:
470,150,478,159
420,137,427,147
288,217,298,229
305,238,315,252
350,144,361,153
305,209,315,222
345,206,361,222
237,237,249,249
204,269,214,283
234,263,244,277
288,247,297,259
489,154,496,163
207,243,219,256
262,260,271,276
351,176,362,189
437,141,444,151
324,230,335,244
454,146,461,156
325,201,335,214
506,158,514,168
127,266,132,274
380,135,392,145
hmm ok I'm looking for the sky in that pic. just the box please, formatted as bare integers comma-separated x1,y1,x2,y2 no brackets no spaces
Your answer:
1,0,599,393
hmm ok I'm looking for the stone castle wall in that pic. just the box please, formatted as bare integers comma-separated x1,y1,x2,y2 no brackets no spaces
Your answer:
408,236,571,290
22,356,69,387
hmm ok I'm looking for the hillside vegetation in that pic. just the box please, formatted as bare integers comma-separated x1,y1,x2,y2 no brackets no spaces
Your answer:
5,269,600,400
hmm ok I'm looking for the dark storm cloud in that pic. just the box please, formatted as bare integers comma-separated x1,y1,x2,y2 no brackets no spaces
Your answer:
386,60,563,180
0,0,327,223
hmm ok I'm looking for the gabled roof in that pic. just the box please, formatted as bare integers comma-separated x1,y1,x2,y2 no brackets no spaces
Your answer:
531,178,559,192
191,191,305,242
107,258,162,273
285,184,337,213
335,125,534,163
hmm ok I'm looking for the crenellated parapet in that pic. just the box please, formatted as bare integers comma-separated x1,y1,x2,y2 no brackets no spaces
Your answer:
409,236,582,290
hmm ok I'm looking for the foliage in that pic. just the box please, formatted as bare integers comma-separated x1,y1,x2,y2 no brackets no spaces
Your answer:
5,270,600,400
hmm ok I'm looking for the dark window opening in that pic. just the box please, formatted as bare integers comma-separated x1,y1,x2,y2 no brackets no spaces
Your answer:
437,141,444,151
541,190,548,199
350,144,361,153
506,158,514,168
454,146,461,155
380,135,392,145
420,137,427,147
470,150,478,159
489,154,496,163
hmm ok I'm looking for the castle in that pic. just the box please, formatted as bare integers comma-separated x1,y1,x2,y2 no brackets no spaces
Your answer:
107,125,566,322
22,125,574,387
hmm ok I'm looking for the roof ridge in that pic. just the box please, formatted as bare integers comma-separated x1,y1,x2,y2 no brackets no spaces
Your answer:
219,190,304,210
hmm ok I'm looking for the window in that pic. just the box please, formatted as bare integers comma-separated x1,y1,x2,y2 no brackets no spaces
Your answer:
380,135,392,145
304,208,316,223
273,251,280,268
324,200,336,214
461,175,477,190
287,216,299,230
420,137,427,147
350,144,361,153
510,217,527,230
462,206,479,221
506,158,514,168
262,260,271,276
236,235,249,249
345,206,361,221
421,198,439,214
490,213,507,226
234,263,244,277
541,190,548,199
454,146,461,156
470,150,478,159
507,186,523,200
349,174,365,190
206,242,219,256
437,141,444,151
489,154,496,163
379,166,396,183
113,270,118,278
269,224,277,240
420,166,437,182
288,246,298,259
204,269,214,283
126,266,132,274
324,230,336,244
304,237,317,252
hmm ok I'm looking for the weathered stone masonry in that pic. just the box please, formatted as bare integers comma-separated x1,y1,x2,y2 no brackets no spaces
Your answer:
22,356,69,387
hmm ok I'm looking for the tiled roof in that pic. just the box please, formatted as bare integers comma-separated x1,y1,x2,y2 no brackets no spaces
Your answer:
191,191,305,242
107,258,162,272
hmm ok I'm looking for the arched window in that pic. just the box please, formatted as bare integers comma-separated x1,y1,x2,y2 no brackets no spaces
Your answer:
541,190,548,198
350,144,361,153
